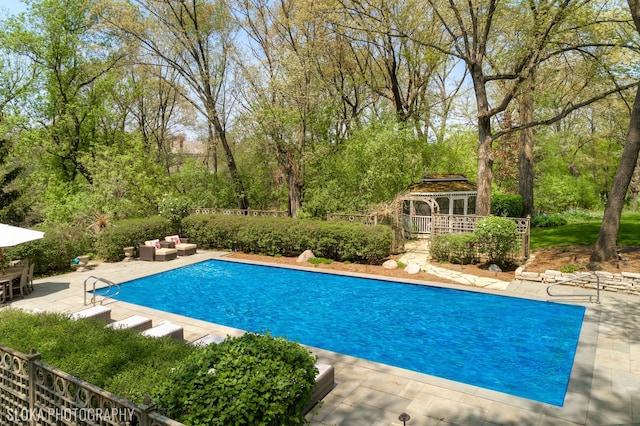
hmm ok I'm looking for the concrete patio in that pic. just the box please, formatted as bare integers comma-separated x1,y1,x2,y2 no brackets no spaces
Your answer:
2,250,638,425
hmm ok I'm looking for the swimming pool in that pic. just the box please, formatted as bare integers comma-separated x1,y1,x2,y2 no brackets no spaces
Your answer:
103,259,585,406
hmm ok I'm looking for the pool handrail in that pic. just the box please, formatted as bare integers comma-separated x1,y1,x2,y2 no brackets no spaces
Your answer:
546,272,600,304
83,275,120,306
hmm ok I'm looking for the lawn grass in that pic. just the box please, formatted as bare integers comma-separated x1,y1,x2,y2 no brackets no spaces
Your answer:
531,212,640,250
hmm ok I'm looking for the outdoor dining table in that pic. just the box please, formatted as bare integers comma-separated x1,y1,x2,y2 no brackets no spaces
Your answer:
0,268,26,301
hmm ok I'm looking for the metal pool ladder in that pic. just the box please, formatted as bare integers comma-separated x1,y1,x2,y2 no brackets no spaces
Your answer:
84,275,120,306
546,273,600,304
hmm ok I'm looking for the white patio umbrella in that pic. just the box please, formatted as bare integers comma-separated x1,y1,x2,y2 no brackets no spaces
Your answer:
0,223,45,274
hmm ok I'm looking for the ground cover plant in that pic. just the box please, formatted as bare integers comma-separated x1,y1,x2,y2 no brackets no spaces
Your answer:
0,310,317,425
0,309,195,403
153,333,318,425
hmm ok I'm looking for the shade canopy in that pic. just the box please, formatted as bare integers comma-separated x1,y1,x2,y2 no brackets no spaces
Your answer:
0,223,45,247
0,223,45,274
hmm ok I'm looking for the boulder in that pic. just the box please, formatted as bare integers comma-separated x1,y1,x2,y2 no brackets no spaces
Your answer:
382,260,398,270
404,263,421,275
297,250,315,263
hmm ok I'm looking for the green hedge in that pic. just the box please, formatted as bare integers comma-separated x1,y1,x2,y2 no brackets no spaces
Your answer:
96,216,174,262
491,194,523,217
430,234,478,264
474,216,519,267
182,214,393,264
3,223,92,275
153,333,317,425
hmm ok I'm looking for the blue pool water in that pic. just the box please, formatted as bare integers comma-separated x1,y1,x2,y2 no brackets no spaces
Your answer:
102,259,585,406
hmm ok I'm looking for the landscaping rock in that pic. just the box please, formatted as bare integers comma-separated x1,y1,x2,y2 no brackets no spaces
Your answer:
297,250,315,263
405,263,421,274
382,260,398,270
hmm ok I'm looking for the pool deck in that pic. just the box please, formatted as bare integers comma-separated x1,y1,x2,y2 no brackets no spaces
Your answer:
2,250,638,426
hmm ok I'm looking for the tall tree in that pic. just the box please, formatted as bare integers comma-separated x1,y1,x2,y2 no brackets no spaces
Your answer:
590,0,640,262
235,0,332,216
417,0,637,216
4,0,125,185
113,0,249,209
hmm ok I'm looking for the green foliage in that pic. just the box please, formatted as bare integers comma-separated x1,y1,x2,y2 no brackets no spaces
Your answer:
473,217,519,267
96,216,172,262
0,309,195,403
534,172,600,214
0,137,25,223
559,264,583,273
302,118,425,217
158,195,192,231
4,223,91,274
530,214,568,228
170,159,239,209
153,333,317,425
430,234,478,264
182,214,393,263
491,194,523,217
308,257,333,266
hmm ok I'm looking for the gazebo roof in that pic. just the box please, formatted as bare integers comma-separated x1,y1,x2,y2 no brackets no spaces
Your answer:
408,174,477,193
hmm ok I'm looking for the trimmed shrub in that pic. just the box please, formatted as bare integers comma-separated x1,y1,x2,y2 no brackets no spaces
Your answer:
474,217,519,267
153,333,317,425
431,234,477,264
4,223,92,274
491,194,523,218
182,214,393,264
0,309,195,403
96,216,173,261
531,214,568,228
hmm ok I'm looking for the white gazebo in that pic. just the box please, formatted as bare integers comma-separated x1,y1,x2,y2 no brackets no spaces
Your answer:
401,175,477,236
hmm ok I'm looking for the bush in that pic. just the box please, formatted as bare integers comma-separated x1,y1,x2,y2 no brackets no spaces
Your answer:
491,194,523,217
96,216,173,261
4,223,92,275
531,214,568,228
153,333,317,425
182,214,393,264
430,234,478,264
0,309,195,403
474,217,519,267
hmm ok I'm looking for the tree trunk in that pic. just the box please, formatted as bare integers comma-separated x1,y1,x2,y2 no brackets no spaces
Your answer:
518,88,535,217
590,83,640,262
472,63,493,217
209,108,249,210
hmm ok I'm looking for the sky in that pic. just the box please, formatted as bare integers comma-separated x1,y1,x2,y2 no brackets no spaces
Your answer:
1,0,27,16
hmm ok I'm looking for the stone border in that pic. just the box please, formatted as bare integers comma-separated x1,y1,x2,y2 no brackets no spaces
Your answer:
515,267,640,296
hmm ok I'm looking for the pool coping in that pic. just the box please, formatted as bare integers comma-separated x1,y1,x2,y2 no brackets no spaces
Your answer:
2,250,633,425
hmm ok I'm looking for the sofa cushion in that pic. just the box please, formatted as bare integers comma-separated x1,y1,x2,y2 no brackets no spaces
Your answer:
145,239,161,248
166,235,181,244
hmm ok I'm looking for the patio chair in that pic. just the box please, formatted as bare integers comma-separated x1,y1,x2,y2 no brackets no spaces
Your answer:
10,267,28,299
165,235,197,256
26,263,34,293
139,240,178,261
